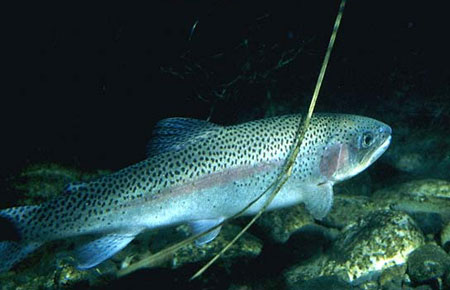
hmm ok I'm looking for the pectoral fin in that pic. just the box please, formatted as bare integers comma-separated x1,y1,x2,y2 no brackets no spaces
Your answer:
74,231,139,269
303,182,334,220
189,218,225,246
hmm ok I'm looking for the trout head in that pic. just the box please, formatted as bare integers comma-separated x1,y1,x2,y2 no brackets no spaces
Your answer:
317,114,392,183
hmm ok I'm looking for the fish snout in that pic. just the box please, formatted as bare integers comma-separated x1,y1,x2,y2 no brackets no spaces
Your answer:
378,124,392,147
377,124,392,154
378,124,392,136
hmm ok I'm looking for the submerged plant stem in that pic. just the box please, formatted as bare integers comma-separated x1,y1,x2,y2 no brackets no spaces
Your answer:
117,0,346,279
191,0,347,279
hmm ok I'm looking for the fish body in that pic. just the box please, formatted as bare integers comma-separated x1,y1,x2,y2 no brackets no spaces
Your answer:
0,113,391,271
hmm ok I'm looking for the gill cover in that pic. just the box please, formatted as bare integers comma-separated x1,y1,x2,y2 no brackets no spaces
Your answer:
319,121,392,183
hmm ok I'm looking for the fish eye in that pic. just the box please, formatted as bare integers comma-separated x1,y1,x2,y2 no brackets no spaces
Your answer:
360,132,374,148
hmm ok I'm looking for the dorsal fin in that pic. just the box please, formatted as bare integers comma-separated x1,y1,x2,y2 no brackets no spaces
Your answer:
63,182,88,194
146,117,219,157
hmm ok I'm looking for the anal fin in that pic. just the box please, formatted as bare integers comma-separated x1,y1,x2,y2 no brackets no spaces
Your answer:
0,241,42,272
189,218,224,246
74,231,139,270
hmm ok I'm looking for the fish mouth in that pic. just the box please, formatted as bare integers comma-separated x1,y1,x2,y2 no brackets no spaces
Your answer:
367,134,392,165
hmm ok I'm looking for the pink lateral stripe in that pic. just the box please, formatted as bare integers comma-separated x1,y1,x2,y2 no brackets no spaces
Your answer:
123,160,283,208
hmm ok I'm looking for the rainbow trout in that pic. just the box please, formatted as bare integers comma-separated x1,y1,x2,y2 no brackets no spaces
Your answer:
0,114,391,271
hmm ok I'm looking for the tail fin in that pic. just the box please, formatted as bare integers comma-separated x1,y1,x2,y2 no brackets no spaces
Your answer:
0,206,43,272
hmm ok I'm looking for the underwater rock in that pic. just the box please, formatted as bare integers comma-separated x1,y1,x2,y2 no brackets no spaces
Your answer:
411,285,435,290
372,179,450,226
322,210,425,284
0,260,106,290
407,244,450,284
255,190,377,244
113,223,262,273
445,271,450,289
170,223,262,268
0,220,262,288
441,222,450,252
377,264,408,289
255,204,315,243
323,194,377,229
255,192,374,243
285,210,425,287
287,275,351,290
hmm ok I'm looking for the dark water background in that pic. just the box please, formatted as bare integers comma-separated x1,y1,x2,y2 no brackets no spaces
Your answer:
1,0,448,177
0,1,449,288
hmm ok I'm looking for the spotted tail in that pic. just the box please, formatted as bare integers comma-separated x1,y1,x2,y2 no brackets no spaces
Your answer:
0,205,43,272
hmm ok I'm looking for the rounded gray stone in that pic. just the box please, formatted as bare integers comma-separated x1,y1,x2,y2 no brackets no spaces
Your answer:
407,244,450,283
285,210,425,287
